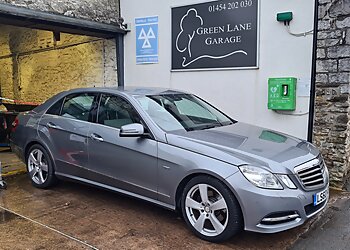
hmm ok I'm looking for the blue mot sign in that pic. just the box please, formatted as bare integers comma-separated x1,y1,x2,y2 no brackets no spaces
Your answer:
135,16,159,64
171,0,259,71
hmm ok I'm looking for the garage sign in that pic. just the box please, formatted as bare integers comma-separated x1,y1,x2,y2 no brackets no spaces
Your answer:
171,0,259,71
136,16,159,64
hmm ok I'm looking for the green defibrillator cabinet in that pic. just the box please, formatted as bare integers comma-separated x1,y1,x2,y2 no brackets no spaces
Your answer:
268,77,297,111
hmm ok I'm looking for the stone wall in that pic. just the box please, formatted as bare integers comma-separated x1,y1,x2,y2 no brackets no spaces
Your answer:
0,0,120,24
0,24,118,104
314,0,350,188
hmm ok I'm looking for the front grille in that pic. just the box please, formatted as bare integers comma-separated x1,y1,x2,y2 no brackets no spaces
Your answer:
295,157,326,190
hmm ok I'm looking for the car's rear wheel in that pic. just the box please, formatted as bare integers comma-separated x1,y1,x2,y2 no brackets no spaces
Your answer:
26,144,57,188
181,175,243,242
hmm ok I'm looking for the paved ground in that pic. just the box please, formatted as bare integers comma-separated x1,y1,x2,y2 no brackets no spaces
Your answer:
0,148,26,176
0,174,344,250
291,193,350,250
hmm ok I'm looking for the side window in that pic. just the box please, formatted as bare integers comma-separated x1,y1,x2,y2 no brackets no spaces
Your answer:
61,93,98,122
98,95,141,129
46,98,64,116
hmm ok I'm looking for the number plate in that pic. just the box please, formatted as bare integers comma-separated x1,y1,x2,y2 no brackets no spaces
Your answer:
313,188,329,206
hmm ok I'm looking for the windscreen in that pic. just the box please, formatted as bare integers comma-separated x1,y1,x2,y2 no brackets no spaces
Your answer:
135,94,234,132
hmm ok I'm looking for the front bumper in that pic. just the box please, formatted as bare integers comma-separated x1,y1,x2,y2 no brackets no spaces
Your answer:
226,171,328,233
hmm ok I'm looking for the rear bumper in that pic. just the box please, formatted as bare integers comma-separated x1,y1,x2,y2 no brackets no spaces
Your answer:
226,171,328,233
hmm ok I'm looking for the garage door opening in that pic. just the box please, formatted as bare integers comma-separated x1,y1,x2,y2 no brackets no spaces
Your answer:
0,4,125,159
0,24,119,105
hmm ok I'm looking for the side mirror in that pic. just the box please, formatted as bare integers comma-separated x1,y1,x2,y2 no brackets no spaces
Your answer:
120,123,145,137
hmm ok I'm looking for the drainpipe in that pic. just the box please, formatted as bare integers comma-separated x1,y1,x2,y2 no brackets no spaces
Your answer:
116,34,125,87
116,0,125,87
307,0,319,143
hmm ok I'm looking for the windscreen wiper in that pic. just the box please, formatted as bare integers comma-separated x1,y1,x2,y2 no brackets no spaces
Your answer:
196,122,222,130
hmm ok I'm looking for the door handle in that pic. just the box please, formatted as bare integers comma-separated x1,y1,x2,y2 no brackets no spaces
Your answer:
90,133,104,142
47,122,59,129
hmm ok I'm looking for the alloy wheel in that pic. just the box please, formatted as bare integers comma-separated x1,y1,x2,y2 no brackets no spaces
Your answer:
185,183,229,237
27,148,49,185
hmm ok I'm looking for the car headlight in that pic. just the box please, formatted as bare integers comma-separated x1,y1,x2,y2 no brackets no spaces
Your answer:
239,165,283,190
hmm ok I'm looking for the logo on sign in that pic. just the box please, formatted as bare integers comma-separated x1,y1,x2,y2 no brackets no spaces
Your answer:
138,27,156,49
175,8,247,68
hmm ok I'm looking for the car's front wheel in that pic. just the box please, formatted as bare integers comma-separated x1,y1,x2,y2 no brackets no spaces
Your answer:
26,144,57,188
181,175,243,242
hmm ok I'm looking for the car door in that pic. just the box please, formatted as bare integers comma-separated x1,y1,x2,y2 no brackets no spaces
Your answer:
87,94,158,199
38,92,99,177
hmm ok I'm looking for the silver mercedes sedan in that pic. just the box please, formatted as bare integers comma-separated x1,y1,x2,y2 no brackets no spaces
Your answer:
10,87,329,242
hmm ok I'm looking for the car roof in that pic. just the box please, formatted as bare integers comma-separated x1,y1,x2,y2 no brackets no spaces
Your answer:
65,86,188,96
33,86,190,114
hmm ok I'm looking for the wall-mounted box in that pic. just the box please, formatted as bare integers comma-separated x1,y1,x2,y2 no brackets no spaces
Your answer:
268,77,297,111
277,12,293,22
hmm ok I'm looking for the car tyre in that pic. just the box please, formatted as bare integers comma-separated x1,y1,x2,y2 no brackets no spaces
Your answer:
181,175,243,242
26,144,57,189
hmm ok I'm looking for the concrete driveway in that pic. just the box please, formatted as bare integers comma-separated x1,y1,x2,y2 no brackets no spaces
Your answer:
0,174,338,250
0,148,26,177
291,194,350,250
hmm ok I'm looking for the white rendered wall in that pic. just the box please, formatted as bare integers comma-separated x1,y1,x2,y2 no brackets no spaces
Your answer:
120,0,315,139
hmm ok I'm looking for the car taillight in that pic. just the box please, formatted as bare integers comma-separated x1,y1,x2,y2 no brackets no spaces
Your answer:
11,117,19,132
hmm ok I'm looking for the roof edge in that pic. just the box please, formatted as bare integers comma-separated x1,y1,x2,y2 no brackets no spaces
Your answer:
0,3,127,36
